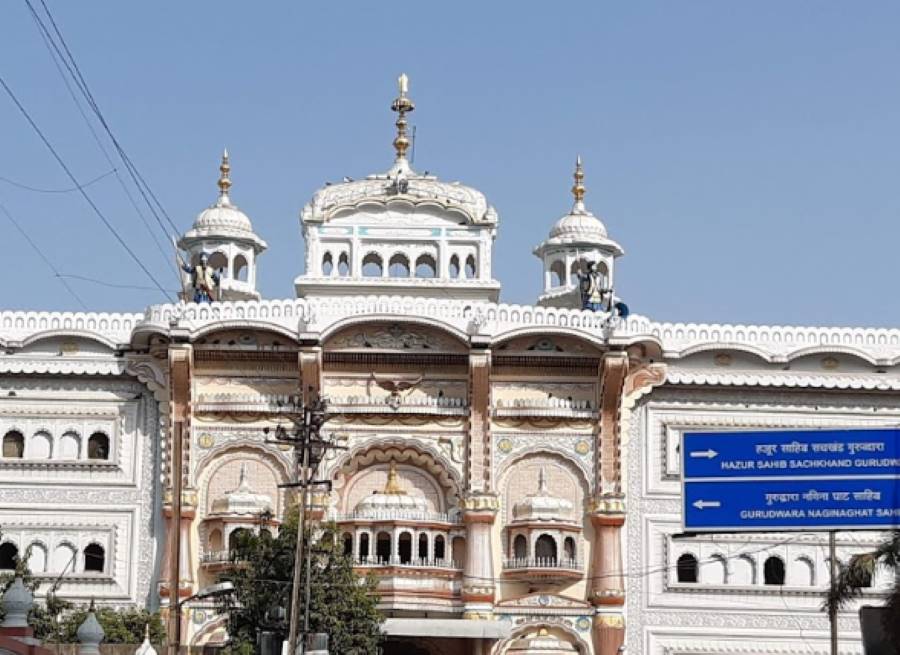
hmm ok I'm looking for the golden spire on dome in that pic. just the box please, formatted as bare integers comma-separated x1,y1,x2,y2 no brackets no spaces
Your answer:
390,73,415,161
383,461,407,495
571,155,585,208
217,148,232,203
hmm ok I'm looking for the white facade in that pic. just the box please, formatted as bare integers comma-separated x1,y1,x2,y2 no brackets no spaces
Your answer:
1,76,895,654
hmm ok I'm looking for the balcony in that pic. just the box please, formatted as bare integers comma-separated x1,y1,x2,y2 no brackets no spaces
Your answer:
328,394,467,416
354,556,461,572
493,397,596,419
502,557,582,582
333,509,460,525
200,550,241,570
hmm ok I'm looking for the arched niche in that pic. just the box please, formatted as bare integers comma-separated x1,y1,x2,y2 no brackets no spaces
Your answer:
204,457,280,516
322,319,468,353
498,452,588,525
342,462,445,514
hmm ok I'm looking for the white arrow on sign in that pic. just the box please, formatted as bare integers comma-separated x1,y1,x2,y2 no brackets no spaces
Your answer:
692,500,721,510
689,449,719,459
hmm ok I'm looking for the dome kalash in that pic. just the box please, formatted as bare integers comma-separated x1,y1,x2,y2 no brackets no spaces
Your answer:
294,74,501,303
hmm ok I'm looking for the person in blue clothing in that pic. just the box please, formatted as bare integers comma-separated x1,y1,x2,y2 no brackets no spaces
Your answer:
181,253,221,303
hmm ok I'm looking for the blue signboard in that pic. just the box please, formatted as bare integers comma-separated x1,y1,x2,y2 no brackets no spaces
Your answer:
682,428,900,532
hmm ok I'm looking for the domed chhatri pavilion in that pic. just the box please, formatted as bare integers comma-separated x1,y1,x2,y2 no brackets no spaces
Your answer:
0,76,894,655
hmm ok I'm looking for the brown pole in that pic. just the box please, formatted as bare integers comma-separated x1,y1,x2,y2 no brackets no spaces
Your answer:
168,421,183,655
287,415,310,655
829,531,838,655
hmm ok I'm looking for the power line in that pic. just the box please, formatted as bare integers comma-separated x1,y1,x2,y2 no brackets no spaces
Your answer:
57,273,180,293
0,73,169,299
28,0,181,237
0,199,87,310
24,0,177,280
0,167,115,193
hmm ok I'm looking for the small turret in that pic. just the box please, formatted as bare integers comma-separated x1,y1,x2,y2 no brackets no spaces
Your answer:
178,150,267,301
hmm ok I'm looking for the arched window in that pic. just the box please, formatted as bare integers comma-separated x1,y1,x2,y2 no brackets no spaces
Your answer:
398,532,412,564
342,533,353,557
52,543,76,573
549,260,566,288
322,252,333,276
794,556,816,586
208,251,228,276
464,255,476,279
448,255,460,278
229,528,251,552
418,533,428,560
233,254,249,281
2,430,24,458
535,534,557,563
29,431,52,459
358,533,370,561
376,531,391,562
434,535,446,561
415,254,436,278
83,543,105,573
87,432,109,460
58,431,80,459
676,553,698,583
0,543,18,570
27,543,47,573
451,536,466,569
764,556,786,585
569,261,581,287
389,254,410,278
563,536,576,562
338,253,350,276
732,554,756,585
208,529,223,552
513,534,527,559
362,253,383,278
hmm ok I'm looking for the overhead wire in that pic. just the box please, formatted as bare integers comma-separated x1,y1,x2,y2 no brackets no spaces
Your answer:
29,0,182,237
0,199,88,310
0,73,169,299
23,0,177,281
0,167,115,193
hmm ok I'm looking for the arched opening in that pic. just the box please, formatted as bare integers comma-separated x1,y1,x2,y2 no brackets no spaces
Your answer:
704,554,728,584
358,533,370,561
549,260,565,288
342,533,353,557
535,534,557,564
398,532,412,564
513,534,527,559
764,556,786,585
337,253,350,276
208,251,228,275
2,430,24,458
732,555,755,585
376,532,391,563
418,533,428,560
29,431,52,459
27,543,47,573
58,431,80,459
208,529,223,552
569,261,581,287
52,544,76,573
87,432,109,460
415,254,436,278
83,543,105,573
464,255,476,279
448,255,460,279
233,254,249,281
322,252,333,276
563,536,576,562
229,528,251,552
677,553,698,583
434,535,445,561
794,557,816,586
362,253,383,278
452,536,466,569
0,543,18,570
389,254,410,278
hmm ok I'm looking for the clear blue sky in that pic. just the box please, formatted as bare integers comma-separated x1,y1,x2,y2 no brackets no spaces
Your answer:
1,2,899,327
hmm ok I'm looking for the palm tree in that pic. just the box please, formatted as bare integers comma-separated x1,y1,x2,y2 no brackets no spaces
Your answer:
826,531,900,652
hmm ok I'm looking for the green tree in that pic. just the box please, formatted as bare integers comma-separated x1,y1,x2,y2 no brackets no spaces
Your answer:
216,510,383,654
827,530,900,653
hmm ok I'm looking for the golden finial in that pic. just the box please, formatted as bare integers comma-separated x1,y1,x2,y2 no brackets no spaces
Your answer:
390,73,415,161
217,148,232,202
383,461,406,495
571,155,585,207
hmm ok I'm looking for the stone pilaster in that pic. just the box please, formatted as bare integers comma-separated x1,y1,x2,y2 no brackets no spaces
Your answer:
592,612,625,655
460,493,499,619
466,344,491,492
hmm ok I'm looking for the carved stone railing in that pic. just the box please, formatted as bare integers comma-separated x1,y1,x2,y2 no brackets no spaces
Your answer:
195,393,300,414
503,556,581,571
333,509,461,524
354,556,461,570
200,550,235,564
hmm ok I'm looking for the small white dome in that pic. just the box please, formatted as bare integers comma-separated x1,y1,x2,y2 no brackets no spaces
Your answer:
211,464,273,516
192,199,255,236
548,204,608,242
354,462,429,517
512,467,573,522
507,628,577,653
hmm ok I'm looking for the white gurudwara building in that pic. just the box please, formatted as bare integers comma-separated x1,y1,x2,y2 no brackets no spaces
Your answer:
0,76,894,655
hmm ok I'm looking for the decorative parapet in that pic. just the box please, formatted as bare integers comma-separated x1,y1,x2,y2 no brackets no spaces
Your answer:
0,310,141,347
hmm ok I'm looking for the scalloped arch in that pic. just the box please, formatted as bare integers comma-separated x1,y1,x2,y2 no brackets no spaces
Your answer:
21,330,117,350
491,326,608,352
492,620,590,655
785,345,878,366
320,314,470,347
191,320,299,343
678,342,773,362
